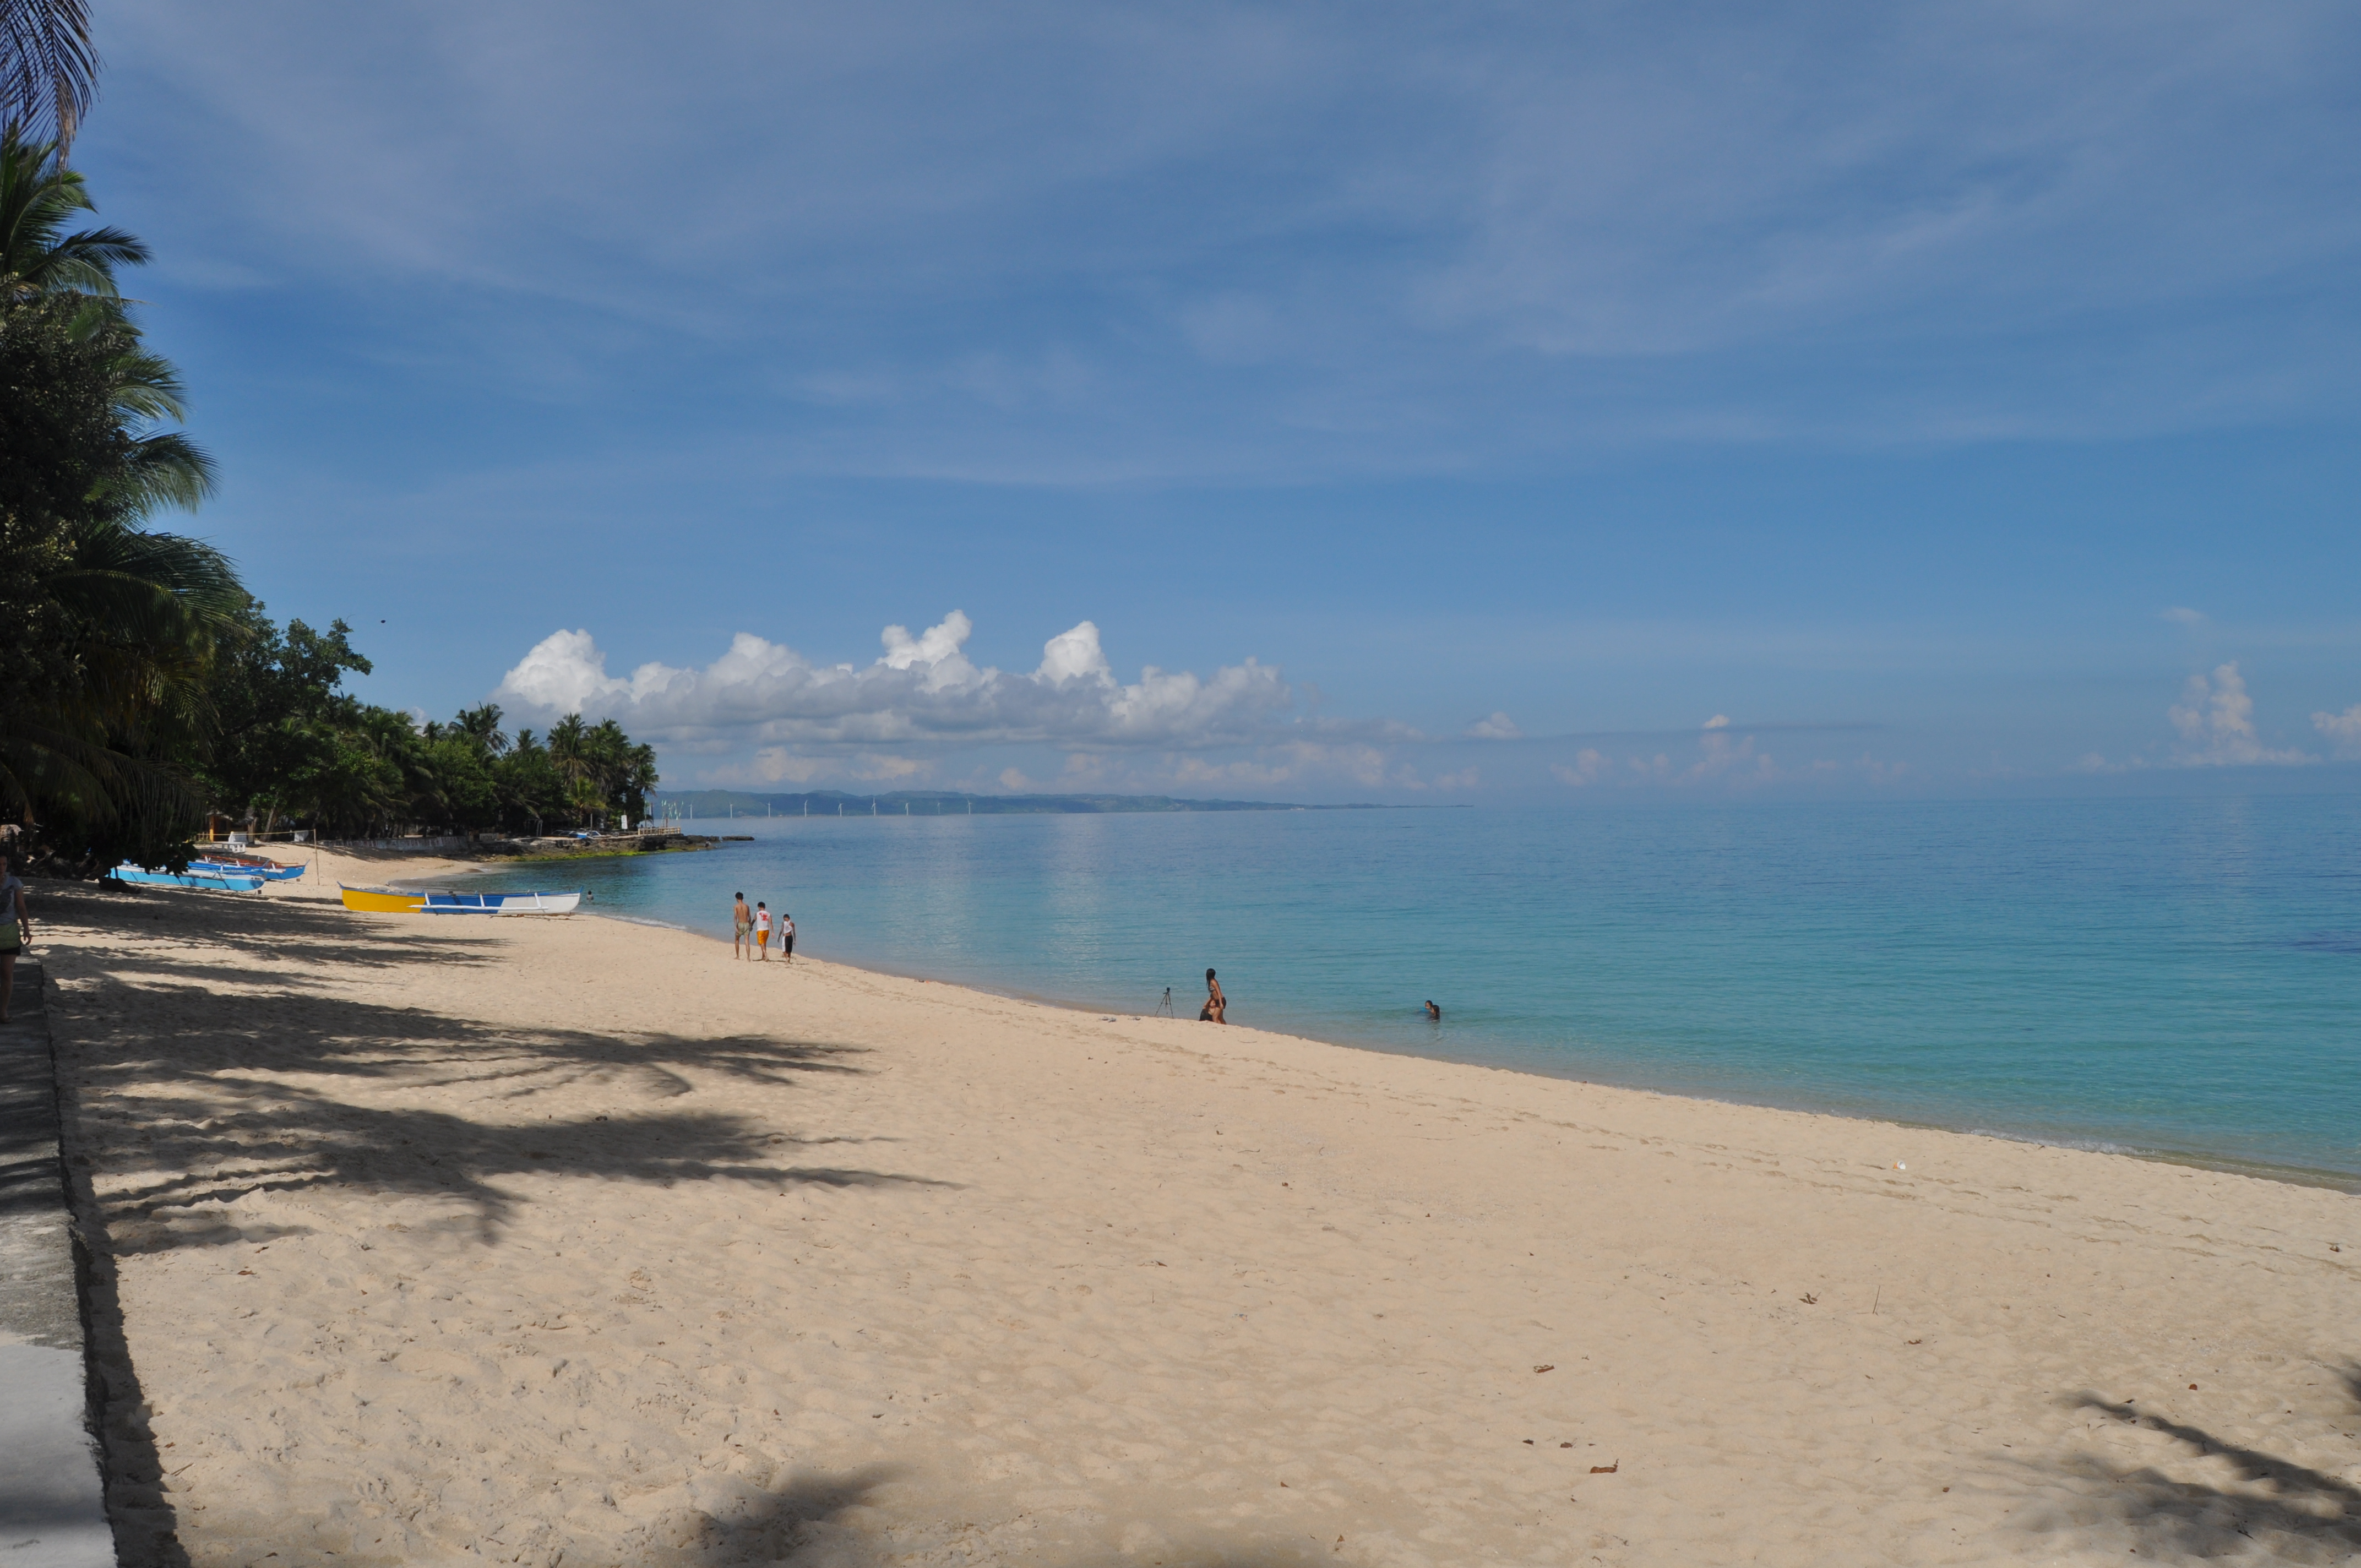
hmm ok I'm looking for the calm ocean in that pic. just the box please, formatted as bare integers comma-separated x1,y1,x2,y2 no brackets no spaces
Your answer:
459,794,2361,1185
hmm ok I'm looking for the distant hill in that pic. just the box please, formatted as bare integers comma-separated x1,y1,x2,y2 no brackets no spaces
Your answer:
650,788,1383,818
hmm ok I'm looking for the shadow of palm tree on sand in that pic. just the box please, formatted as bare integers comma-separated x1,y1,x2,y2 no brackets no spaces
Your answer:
2043,1384,2361,1562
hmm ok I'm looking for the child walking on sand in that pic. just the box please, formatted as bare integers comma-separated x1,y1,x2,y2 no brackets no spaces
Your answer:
755,901,772,959
779,912,795,961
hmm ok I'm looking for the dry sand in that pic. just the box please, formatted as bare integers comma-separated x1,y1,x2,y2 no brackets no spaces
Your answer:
28,848,2360,1566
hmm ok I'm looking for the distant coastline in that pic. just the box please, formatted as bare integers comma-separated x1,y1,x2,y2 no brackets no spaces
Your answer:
651,788,1430,816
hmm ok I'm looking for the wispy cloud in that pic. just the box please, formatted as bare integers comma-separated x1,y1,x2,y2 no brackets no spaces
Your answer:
94,0,2361,475
1465,712,1522,739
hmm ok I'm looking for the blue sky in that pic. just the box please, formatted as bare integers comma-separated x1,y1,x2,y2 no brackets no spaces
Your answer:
74,1,2361,799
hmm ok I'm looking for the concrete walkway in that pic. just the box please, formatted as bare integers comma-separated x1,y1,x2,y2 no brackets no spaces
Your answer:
0,962,115,1567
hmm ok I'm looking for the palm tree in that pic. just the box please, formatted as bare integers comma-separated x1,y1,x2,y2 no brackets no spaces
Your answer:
455,703,508,756
547,713,591,813
0,0,97,153
1,124,141,296
0,130,240,859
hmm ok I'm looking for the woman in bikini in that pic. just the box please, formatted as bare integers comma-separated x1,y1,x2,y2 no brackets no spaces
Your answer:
1199,967,1226,1024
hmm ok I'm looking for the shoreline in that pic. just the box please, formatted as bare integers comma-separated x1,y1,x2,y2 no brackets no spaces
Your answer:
389,850,2361,1196
30,848,2361,1564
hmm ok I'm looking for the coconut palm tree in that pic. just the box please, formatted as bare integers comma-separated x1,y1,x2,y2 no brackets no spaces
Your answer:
1,124,140,295
547,712,591,798
454,703,508,756
0,0,97,153
0,130,241,859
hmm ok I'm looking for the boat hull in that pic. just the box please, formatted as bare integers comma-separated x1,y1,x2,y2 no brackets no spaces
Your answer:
342,885,581,915
422,890,583,916
193,857,305,881
113,865,264,892
339,885,425,913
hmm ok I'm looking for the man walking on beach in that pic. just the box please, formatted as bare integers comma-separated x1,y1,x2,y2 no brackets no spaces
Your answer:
754,901,772,959
732,893,752,959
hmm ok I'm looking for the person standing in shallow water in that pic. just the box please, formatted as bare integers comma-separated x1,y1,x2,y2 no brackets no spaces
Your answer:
732,892,752,959
1199,968,1226,1023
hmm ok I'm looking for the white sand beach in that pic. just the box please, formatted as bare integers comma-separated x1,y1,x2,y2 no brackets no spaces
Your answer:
31,850,2360,1566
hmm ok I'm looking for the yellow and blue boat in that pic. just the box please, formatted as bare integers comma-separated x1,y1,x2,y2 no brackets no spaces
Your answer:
339,885,583,915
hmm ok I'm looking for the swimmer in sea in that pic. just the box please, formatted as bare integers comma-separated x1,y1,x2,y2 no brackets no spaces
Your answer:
1424,1000,1441,1021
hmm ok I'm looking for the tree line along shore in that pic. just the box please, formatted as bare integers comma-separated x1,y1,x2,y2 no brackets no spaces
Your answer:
1,130,656,875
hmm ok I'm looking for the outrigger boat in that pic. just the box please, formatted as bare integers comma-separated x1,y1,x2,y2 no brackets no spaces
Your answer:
340,885,582,916
112,864,265,892
190,852,306,881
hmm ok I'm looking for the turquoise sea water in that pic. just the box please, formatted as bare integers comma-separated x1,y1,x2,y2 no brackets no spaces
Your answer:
457,795,2361,1185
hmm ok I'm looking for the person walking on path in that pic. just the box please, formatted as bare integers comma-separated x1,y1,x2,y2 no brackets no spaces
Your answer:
732,892,752,959
0,855,30,1023
754,901,772,959
1199,967,1226,1024
779,912,795,962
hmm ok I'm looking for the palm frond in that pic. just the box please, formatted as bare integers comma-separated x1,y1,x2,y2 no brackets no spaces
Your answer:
0,1,97,151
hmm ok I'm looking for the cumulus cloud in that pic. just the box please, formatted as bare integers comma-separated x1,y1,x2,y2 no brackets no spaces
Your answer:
1702,714,1731,729
2313,704,2361,758
2167,663,2314,767
1466,712,1522,740
494,612,1292,750
1551,748,1607,787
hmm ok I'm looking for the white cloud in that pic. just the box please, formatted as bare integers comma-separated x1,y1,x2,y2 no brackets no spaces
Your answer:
2166,662,2314,767
1702,714,1731,729
494,612,1292,750
1552,748,1607,787
1465,712,1522,739
2161,606,2207,625
2313,704,2361,758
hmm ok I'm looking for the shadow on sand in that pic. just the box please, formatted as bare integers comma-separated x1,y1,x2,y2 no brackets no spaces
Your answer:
2046,1381,2361,1561
42,880,964,1567
624,1464,1362,1568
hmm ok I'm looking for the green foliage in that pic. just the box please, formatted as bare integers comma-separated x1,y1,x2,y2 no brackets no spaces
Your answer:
0,130,666,861
1,129,230,868
0,1,100,151
195,607,660,839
